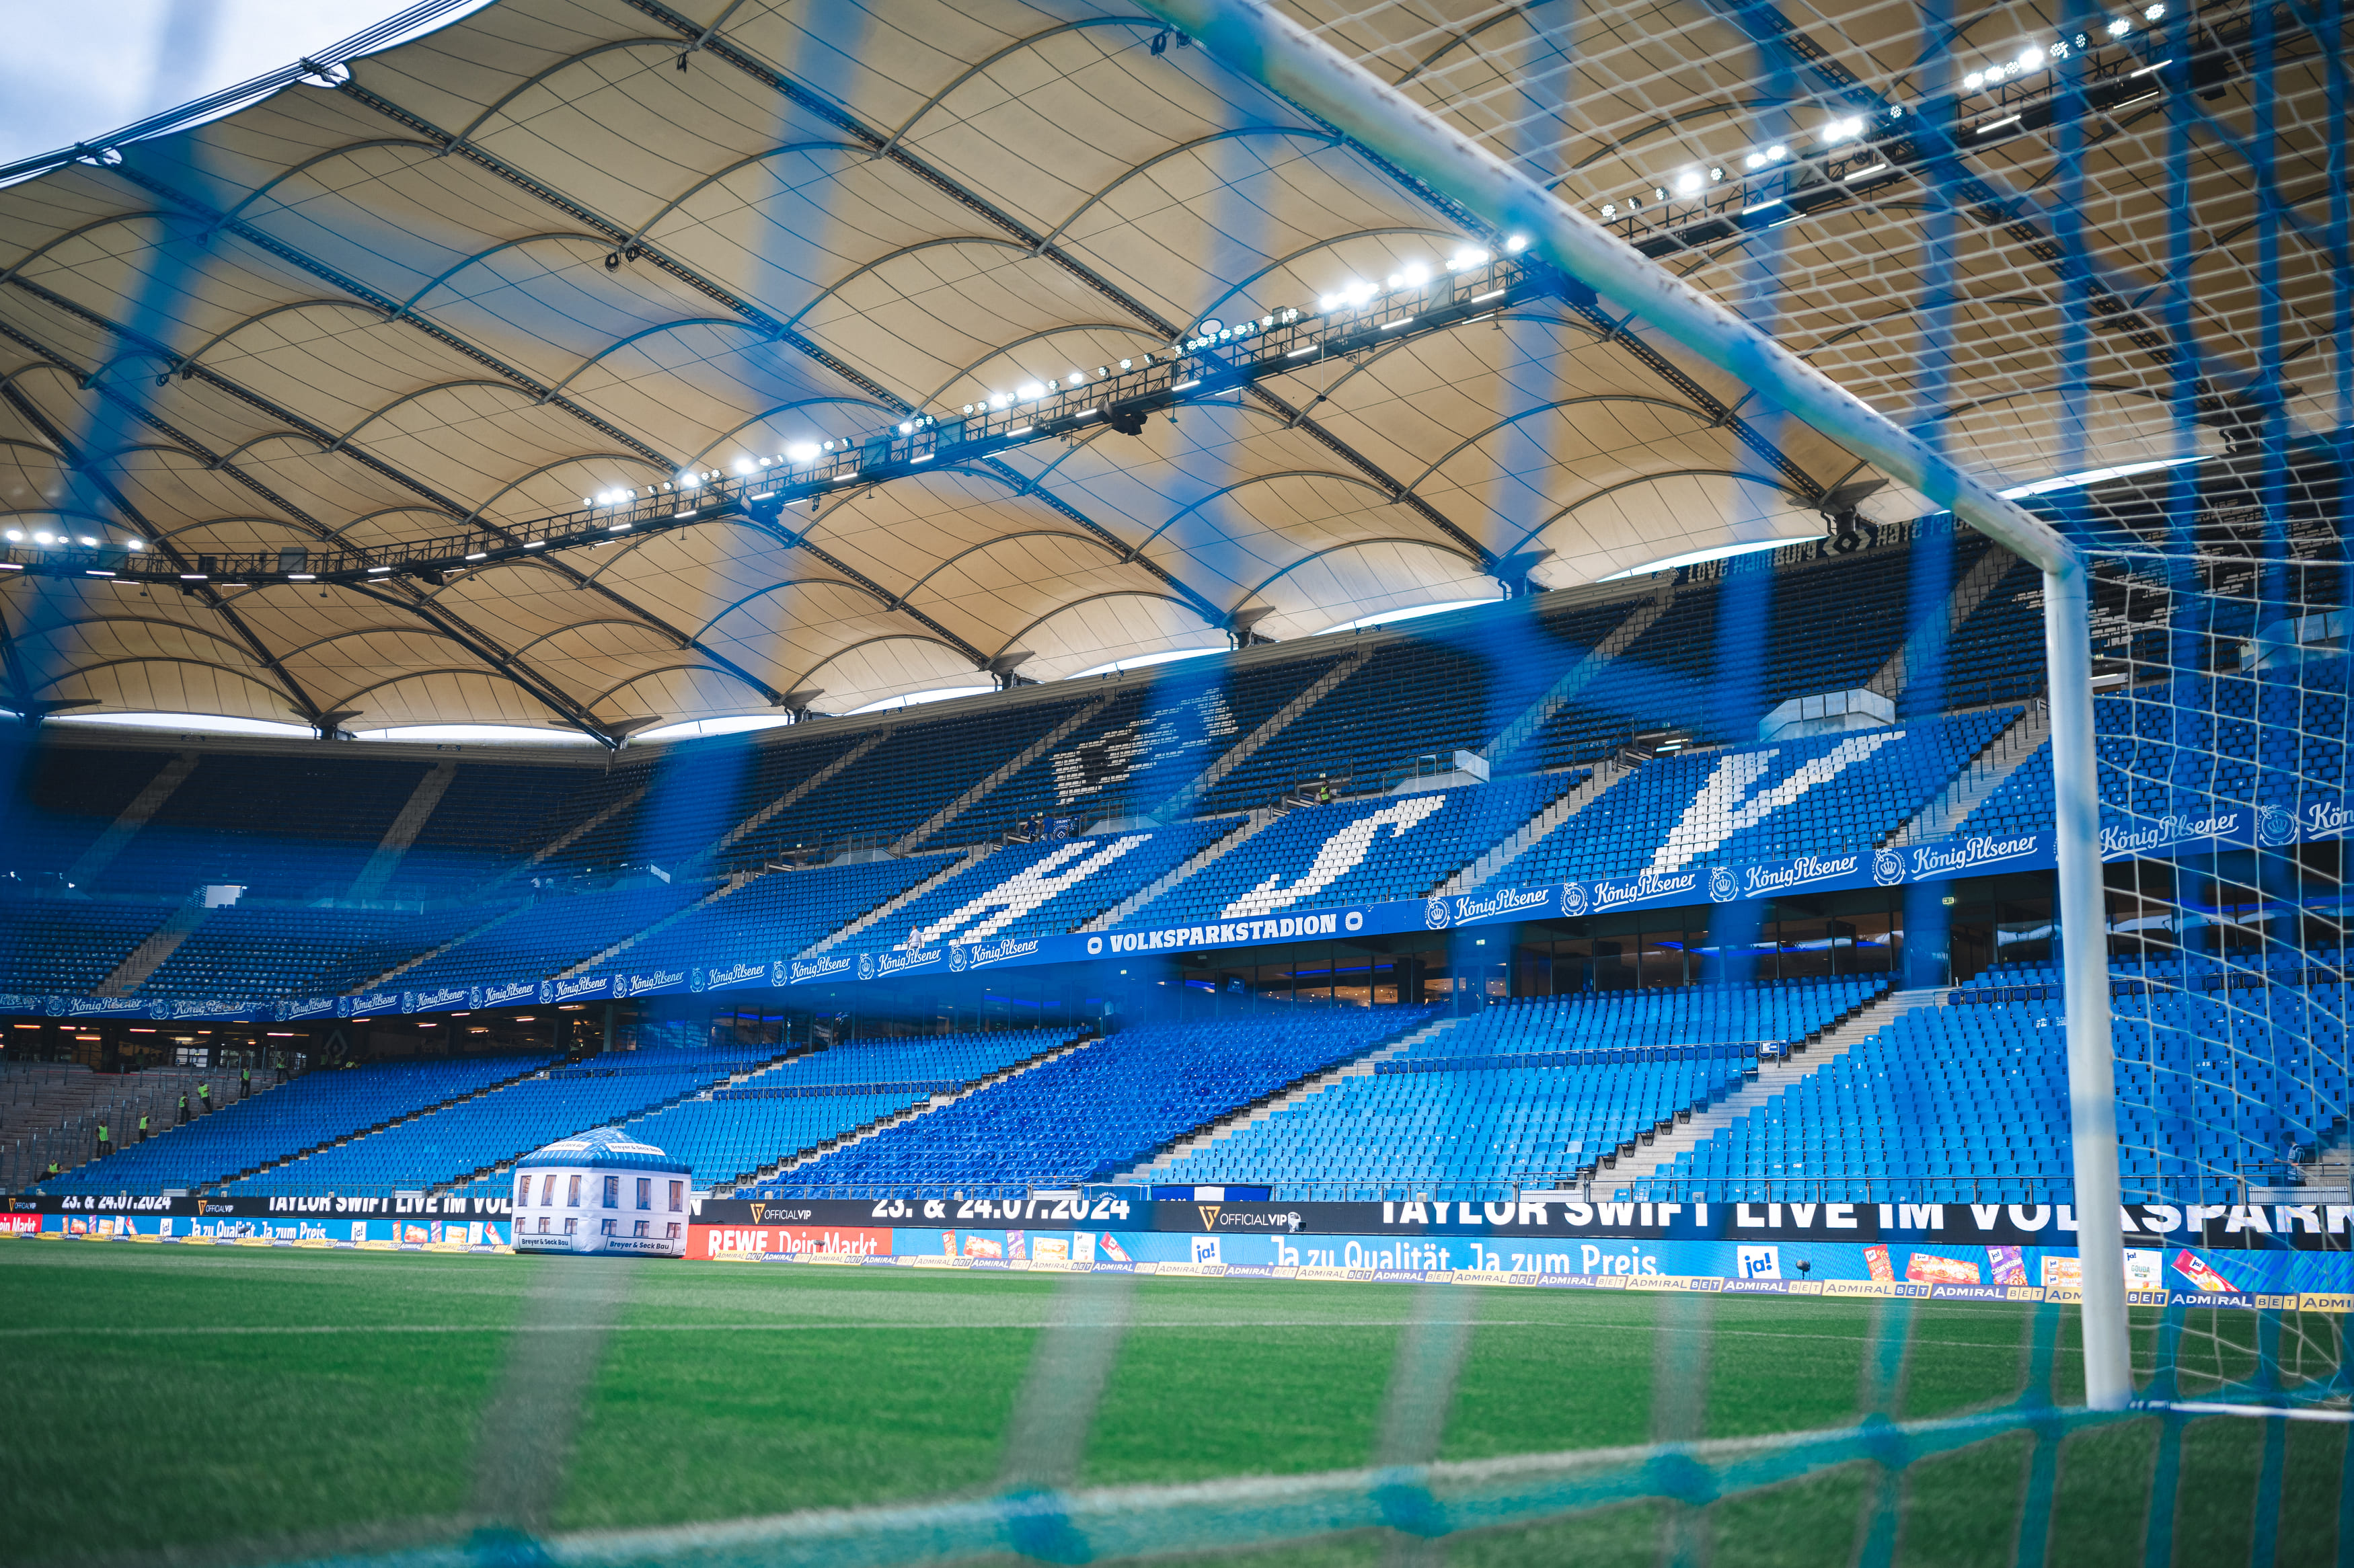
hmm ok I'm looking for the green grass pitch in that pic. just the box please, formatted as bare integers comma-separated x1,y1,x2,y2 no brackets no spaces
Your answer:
1,1244,2341,1568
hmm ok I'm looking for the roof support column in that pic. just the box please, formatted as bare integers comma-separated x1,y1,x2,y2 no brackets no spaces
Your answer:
1136,0,2129,1409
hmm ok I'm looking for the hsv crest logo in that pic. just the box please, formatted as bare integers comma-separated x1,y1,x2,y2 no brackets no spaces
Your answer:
1872,847,1905,886
1197,1204,1222,1230
1423,896,1451,931
856,952,876,982
2259,805,2297,847
948,945,969,973
690,968,707,993
1708,866,1739,904
1560,881,1589,918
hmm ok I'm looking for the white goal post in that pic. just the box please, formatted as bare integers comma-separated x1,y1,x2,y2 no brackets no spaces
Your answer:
1133,0,2133,1409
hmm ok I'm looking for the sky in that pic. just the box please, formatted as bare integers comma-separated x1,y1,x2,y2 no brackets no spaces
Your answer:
0,1,489,169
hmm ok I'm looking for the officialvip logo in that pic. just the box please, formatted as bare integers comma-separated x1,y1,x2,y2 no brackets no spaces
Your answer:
1197,1204,1222,1230
748,1203,767,1222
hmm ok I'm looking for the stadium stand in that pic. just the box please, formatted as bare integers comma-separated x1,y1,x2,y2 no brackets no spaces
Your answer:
616,1027,1077,1187
1149,979,1883,1200
1638,953,2351,1205
132,906,513,1000
1131,775,1576,926
979,665,1316,830
0,901,171,995
764,1005,1441,1195
1958,666,2350,840
0,747,183,885
886,820,1239,948
235,1046,784,1197
385,761,598,900
41,1054,552,1193
611,855,960,971
1512,712,2017,884
83,754,431,902
393,882,708,988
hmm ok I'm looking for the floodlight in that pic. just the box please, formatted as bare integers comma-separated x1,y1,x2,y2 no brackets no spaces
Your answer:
1653,186,1667,199
3,531,19,542
1018,383,1044,401
734,459,755,475
1768,144,1786,158
1401,264,1429,286
2018,46,2044,68
897,421,914,434
1965,71,1985,88
1674,169,1703,194
2144,1,2163,15
34,531,53,544
1118,358,1132,370
2109,15,2131,32
78,536,96,546
787,443,819,462
125,539,142,549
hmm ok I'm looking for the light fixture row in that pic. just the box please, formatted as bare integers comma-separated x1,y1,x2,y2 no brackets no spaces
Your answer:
3,528,143,549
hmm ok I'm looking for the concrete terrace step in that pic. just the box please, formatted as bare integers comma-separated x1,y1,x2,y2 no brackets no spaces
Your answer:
1079,812,1270,931
487,783,647,892
349,760,457,900
1887,702,2051,847
1482,582,1675,771
733,1033,1097,1193
697,729,890,871
892,693,1114,855
1436,761,1632,898
96,901,210,996
805,844,993,955
66,750,198,887
1869,545,2018,701
1118,1013,1468,1183
1603,987,1947,1193
1158,649,1371,818
351,903,527,993
557,872,750,980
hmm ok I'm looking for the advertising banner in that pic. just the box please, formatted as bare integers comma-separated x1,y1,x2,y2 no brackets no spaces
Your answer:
23,795,2335,1026
681,1195,2353,1253
7,799,2330,1021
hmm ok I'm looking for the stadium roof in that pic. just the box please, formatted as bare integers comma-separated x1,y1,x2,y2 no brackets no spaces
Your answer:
0,0,2325,740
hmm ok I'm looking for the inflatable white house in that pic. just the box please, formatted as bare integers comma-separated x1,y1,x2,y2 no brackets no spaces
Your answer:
509,1127,691,1257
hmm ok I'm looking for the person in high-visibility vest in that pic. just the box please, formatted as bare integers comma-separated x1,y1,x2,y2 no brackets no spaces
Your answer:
198,1082,210,1111
96,1123,109,1152
137,1113,149,1142
178,1092,188,1120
